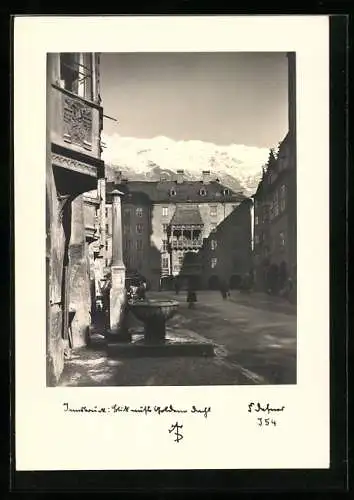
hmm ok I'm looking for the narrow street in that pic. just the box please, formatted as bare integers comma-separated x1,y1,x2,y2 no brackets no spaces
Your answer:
59,290,296,387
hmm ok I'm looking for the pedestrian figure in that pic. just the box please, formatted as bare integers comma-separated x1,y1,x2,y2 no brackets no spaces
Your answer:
136,280,147,301
187,281,197,309
219,281,228,300
174,279,180,295
101,273,112,331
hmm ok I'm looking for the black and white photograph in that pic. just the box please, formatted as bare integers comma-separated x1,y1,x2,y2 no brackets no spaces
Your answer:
46,51,297,387
15,16,331,474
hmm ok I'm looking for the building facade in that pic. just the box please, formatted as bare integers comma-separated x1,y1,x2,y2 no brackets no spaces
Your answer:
105,170,249,290
199,198,253,290
46,52,105,385
252,52,297,297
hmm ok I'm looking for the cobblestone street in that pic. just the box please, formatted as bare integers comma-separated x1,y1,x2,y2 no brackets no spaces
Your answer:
59,290,296,387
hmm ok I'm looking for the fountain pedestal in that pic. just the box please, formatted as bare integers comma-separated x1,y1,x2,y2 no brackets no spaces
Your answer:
144,317,166,343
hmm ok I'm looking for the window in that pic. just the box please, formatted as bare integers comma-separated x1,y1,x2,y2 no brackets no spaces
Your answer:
211,257,217,269
211,223,217,233
124,239,132,250
255,216,259,226
255,234,260,244
105,207,108,218
170,189,176,196
178,255,184,266
162,240,168,252
124,224,131,235
279,231,286,248
162,257,169,268
162,206,169,217
199,188,207,196
105,241,108,251
273,192,279,218
280,184,287,212
106,223,109,234
211,239,217,251
124,208,131,220
136,239,143,251
59,53,93,99
136,223,143,234
263,205,269,223
136,207,143,217
223,189,230,196
162,224,168,233
59,53,80,93
210,205,217,217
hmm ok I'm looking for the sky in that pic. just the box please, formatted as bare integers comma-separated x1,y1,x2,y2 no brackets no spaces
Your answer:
100,52,288,149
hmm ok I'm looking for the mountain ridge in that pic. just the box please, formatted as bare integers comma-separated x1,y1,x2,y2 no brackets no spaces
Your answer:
102,134,272,195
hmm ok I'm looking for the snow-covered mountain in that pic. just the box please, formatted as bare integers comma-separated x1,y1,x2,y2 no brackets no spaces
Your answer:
102,134,271,195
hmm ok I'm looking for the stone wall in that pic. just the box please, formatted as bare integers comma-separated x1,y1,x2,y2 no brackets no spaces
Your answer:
46,167,67,386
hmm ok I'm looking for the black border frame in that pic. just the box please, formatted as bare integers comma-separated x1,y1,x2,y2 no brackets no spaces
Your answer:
8,13,349,493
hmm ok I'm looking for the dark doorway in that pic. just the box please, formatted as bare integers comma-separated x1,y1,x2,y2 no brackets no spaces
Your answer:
208,275,220,290
229,274,242,290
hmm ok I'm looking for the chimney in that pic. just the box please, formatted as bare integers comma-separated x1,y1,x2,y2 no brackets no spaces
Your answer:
202,170,211,184
176,169,184,184
287,52,296,137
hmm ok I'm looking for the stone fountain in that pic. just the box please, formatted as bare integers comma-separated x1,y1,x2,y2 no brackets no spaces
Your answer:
107,297,215,358
129,299,179,344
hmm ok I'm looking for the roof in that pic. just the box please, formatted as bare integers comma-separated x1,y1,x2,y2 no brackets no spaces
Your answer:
106,180,246,204
169,204,204,227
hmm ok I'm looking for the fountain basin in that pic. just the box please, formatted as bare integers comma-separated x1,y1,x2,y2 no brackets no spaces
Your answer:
129,299,179,343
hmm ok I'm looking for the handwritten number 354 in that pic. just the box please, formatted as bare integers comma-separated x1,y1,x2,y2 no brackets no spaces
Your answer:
257,418,277,426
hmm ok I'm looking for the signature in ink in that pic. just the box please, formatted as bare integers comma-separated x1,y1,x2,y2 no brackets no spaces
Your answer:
248,402,285,414
168,422,183,443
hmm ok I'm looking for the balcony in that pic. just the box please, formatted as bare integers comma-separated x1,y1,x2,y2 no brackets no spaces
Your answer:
171,238,203,250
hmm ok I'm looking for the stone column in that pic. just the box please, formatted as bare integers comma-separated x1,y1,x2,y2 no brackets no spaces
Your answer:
109,189,127,335
68,195,91,347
